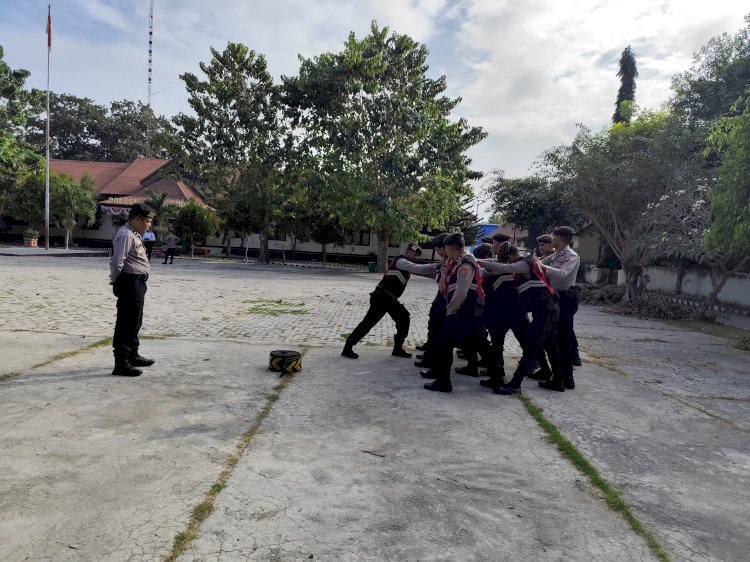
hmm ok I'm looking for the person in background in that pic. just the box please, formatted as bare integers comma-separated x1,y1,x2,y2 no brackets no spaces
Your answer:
163,232,179,264
142,228,156,261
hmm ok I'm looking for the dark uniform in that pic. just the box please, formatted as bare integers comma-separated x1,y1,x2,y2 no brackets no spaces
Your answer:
423,251,489,392
342,244,435,359
110,204,157,376
481,255,562,394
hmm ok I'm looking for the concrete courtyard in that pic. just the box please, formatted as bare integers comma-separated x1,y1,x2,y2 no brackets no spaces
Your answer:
1,255,748,561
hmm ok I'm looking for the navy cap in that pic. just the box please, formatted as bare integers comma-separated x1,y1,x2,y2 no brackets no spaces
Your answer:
552,226,576,236
536,234,553,243
406,243,422,256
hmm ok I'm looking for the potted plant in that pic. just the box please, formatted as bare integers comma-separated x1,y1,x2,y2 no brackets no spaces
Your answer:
23,228,39,248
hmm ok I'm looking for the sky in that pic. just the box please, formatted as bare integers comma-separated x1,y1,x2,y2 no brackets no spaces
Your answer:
1,0,748,218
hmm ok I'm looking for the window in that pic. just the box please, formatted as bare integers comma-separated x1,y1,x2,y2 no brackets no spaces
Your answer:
350,230,370,246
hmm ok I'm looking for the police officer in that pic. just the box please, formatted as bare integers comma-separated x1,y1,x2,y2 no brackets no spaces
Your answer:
422,233,489,393
538,226,580,389
478,242,562,394
415,233,449,368
342,243,437,360
491,232,511,257
536,233,554,258
110,203,157,377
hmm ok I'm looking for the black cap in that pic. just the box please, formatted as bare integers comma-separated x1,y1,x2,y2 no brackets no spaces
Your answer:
481,236,494,244
444,232,465,248
406,243,422,256
129,203,156,219
492,232,511,242
552,226,576,236
536,234,553,243
473,243,493,259
432,233,448,248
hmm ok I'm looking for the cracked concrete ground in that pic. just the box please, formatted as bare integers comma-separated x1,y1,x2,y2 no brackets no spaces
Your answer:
0,256,748,561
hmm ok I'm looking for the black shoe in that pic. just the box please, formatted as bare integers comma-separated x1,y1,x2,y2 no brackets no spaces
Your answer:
341,348,359,359
392,348,412,358
420,370,438,379
572,355,582,367
129,355,155,367
455,365,479,377
112,364,142,377
162,261,167,264
527,370,552,381
424,380,452,393
414,360,432,368
480,377,505,388
492,384,521,395
563,377,575,390
538,380,565,392
416,344,427,352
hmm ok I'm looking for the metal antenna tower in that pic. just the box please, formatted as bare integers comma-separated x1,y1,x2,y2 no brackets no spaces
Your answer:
146,0,154,156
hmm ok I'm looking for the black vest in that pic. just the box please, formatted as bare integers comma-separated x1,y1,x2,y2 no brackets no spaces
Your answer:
377,255,410,298
446,254,480,313
515,256,557,311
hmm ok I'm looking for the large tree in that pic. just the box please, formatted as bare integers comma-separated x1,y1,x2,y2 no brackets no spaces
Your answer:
671,15,750,121
173,199,218,256
543,111,707,301
613,46,638,124
99,100,177,161
284,22,486,271
174,43,288,263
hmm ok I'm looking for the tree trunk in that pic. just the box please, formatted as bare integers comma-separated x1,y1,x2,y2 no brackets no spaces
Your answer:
243,234,250,262
259,232,269,264
321,244,327,268
622,262,644,302
675,259,687,295
377,230,389,273
65,228,70,250
224,234,232,259
694,263,728,319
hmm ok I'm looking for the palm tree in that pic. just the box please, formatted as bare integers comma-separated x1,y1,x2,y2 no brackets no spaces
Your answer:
143,189,170,240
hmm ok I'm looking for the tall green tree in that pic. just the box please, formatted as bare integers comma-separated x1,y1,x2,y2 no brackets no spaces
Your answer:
51,173,97,249
174,43,289,263
613,46,638,124
0,45,43,195
26,93,107,160
671,15,750,121
284,22,486,271
99,100,177,161
543,111,707,301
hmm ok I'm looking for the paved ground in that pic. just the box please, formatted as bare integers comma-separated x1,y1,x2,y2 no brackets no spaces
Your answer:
1,255,748,561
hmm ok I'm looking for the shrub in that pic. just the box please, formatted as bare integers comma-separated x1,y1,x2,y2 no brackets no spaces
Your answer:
23,228,39,239
579,283,625,304
610,291,695,320
736,335,750,351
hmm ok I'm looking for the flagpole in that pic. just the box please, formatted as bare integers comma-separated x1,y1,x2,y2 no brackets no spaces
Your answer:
44,4,51,251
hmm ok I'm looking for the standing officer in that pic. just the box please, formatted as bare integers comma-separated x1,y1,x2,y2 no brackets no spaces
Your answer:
342,243,437,360
538,226,580,389
110,203,157,377
422,233,490,393
536,233,554,258
415,233,449,368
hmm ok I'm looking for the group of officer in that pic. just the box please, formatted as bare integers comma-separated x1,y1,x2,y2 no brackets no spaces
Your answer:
342,227,581,395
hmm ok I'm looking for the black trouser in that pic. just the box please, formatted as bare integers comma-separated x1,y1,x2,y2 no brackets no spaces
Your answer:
163,248,176,263
422,292,447,355
345,290,410,350
432,310,490,382
143,241,154,261
556,288,579,380
112,273,148,365
508,295,561,388
487,314,529,378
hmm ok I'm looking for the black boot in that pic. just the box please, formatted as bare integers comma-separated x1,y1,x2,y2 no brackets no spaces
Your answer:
424,379,452,393
539,380,565,392
392,348,412,358
420,369,438,379
129,354,155,367
112,363,142,377
480,376,505,388
341,347,359,359
455,365,479,377
528,369,552,381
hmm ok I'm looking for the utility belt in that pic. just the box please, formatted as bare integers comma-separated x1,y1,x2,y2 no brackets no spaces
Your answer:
118,272,149,281
374,284,399,301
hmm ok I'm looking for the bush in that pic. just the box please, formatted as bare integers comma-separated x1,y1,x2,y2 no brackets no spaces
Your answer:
736,335,750,351
23,228,39,239
610,292,695,320
579,283,625,304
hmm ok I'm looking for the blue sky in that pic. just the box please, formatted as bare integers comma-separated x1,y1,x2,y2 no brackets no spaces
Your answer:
1,0,747,216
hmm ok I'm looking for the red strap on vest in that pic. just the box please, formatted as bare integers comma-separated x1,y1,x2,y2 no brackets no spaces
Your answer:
528,257,556,297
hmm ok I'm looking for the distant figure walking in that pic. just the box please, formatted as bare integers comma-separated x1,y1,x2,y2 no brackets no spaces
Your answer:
142,229,156,261
163,233,179,264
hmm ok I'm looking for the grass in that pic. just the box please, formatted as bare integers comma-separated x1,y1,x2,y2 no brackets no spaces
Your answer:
162,348,306,562
518,395,672,562
663,318,749,342
735,335,750,351
0,337,112,382
238,299,308,317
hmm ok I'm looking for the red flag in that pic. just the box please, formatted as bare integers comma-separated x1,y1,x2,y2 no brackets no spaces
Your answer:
46,5,52,50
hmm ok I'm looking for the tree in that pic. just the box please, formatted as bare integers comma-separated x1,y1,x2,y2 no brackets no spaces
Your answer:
174,43,289,263
99,100,177,161
284,22,486,271
543,111,707,301
173,200,218,256
142,189,178,239
51,173,97,249
26,93,107,160
613,46,638,124
0,45,43,196
671,15,750,121
486,172,577,245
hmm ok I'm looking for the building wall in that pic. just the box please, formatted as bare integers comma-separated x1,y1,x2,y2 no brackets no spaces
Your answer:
575,232,600,263
645,266,750,307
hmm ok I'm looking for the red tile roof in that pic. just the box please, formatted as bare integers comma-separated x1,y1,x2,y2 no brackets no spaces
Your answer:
50,157,207,207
